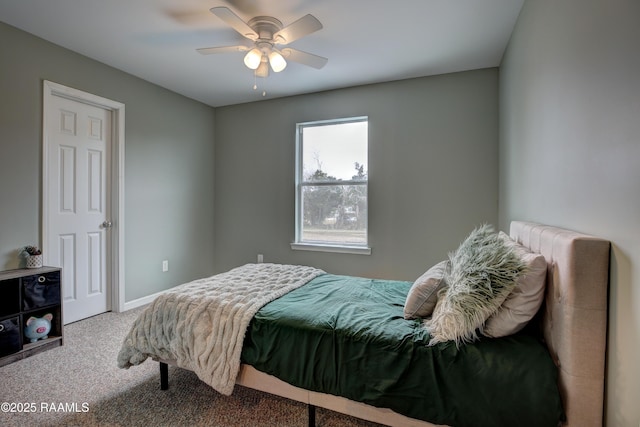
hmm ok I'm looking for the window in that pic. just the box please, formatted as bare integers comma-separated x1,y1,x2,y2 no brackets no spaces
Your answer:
292,117,370,254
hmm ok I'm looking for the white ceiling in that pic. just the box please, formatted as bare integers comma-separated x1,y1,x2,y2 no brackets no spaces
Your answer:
0,0,524,107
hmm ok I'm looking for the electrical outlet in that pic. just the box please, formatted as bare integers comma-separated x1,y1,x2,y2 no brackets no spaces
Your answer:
162,260,169,272
257,254,264,263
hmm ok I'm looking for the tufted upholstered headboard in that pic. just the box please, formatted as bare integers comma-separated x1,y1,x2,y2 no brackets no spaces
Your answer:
509,221,610,427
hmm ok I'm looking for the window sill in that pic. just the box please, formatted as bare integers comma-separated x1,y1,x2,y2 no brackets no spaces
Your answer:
290,243,371,255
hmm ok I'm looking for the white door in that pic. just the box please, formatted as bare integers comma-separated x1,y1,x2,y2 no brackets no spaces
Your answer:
44,93,112,324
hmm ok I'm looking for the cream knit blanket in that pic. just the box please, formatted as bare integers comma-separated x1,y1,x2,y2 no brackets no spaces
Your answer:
117,263,324,395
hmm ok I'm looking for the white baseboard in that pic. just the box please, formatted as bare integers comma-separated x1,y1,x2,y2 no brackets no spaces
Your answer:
122,289,168,311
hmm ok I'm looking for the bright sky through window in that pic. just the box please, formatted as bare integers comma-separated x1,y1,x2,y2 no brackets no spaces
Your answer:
302,121,368,180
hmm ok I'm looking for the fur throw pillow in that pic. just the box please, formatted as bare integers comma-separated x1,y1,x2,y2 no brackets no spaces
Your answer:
424,224,527,347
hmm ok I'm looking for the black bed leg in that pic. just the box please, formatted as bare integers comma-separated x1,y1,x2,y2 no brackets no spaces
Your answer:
160,362,169,390
308,404,316,427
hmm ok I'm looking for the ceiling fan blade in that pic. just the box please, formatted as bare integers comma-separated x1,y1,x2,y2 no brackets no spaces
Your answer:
274,14,322,45
210,6,258,41
280,48,328,69
197,45,250,55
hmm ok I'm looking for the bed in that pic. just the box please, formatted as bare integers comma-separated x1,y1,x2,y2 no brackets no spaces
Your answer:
117,221,610,427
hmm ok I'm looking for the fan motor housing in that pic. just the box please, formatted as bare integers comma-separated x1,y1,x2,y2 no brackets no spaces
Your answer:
248,16,283,41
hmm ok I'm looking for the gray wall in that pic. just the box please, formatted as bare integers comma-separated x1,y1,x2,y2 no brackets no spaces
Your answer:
214,69,499,281
0,22,216,302
499,0,640,425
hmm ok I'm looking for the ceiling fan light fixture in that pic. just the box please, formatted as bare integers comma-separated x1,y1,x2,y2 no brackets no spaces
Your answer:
199,6,328,85
268,50,287,72
255,59,270,77
243,48,262,69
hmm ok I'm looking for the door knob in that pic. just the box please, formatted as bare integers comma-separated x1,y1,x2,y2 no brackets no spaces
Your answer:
101,220,113,229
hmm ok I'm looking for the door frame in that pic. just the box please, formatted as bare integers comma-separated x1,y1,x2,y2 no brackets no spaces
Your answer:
42,80,126,314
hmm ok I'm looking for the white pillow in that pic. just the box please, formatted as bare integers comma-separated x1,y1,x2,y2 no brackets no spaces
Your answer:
483,232,547,338
425,225,527,347
404,260,448,320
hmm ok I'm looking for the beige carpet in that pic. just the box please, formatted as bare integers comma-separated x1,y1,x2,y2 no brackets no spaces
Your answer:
0,307,381,427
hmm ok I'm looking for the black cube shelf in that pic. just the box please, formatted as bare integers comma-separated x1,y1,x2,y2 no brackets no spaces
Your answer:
0,267,63,367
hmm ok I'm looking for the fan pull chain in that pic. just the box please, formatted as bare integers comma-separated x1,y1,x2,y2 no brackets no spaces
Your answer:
252,71,267,97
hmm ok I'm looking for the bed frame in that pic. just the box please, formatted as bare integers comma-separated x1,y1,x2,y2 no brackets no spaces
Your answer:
159,221,611,427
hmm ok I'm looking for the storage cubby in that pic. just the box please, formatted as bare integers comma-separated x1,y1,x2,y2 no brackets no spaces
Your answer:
0,317,21,357
0,278,20,317
0,267,63,367
22,271,61,311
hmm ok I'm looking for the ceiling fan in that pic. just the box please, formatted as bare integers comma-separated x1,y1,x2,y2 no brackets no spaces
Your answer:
197,7,328,77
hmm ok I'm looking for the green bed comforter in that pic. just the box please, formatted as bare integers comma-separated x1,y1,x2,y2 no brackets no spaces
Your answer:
241,274,564,427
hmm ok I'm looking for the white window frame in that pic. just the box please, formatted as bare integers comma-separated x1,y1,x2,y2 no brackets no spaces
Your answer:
291,116,371,255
